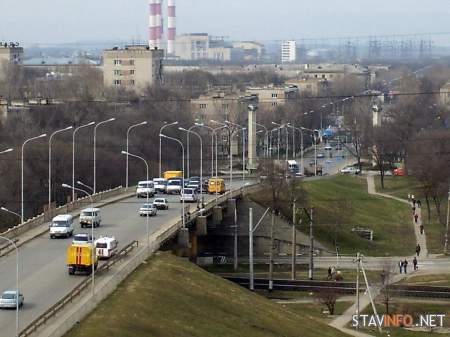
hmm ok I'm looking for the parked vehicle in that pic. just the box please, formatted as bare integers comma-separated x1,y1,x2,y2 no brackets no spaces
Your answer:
153,198,169,210
180,188,198,203
186,180,201,192
80,208,101,228
0,290,24,309
163,171,182,180
317,153,325,159
139,203,158,216
287,160,300,174
393,167,405,176
49,214,74,238
166,179,182,194
153,178,167,193
340,166,360,174
94,236,118,259
208,178,226,194
72,233,94,245
136,181,156,198
66,244,98,275
324,145,332,151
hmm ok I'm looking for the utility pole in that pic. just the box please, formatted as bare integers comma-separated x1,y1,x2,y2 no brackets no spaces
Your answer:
309,208,314,280
445,188,450,254
360,255,382,334
355,252,360,330
233,199,238,271
291,201,297,280
249,207,254,291
269,210,275,292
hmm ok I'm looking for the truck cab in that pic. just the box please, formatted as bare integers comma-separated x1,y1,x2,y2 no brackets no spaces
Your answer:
66,244,98,275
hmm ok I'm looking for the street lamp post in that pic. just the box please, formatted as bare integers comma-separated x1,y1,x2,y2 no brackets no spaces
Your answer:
287,123,304,175
159,121,178,178
194,124,215,179
186,123,201,179
301,127,317,176
226,121,246,183
180,128,203,203
22,134,47,223
160,134,186,228
253,122,268,158
62,184,95,296
94,118,115,194
445,188,450,254
126,121,147,189
121,151,151,254
72,122,95,202
0,235,19,337
49,127,72,209
211,120,233,188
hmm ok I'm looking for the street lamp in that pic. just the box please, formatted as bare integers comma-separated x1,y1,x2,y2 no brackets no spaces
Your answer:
48,126,72,209
287,123,304,175
271,122,286,161
126,121,147,189
94,118,115,193
77,180,94,194
253,122,269,158
160,133,186,228
194,124,215,179
159,121,178,178
0,235,19,336
22,133,47,223
301,127,318,176
211,120,233,188
180,127,203,203
186,122,202,178
72,122,95,202
226,121,247,184
121,151,151,254
62,183,95,296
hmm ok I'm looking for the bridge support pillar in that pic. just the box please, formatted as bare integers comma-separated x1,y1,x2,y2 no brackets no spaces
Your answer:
177,227,190,248
213,206,223,225
227,199,236,218
196,216,208,236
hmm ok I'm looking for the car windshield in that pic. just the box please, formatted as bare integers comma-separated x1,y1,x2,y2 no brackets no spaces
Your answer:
82,211,97,217
2,293,16,299
183,189,194,194
96,242,107,248
168,181,181,186
154,199,165,203
51,221,69,227
138,183,153,188
74,236,89,241
142,204,154,209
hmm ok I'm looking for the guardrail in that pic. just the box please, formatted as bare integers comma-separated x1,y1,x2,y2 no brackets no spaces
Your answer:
0,238,19,257
19,240,139,337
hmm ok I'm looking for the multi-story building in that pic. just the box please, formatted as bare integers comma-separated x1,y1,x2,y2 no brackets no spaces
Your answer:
281,40,296,63
175,33,210,61
102,45,164,91
440,82,450,106
0,43,24,79
246,85,298,111
231,41,265,61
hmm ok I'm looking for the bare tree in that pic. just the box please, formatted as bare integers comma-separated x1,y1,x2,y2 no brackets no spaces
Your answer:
315,289,338,315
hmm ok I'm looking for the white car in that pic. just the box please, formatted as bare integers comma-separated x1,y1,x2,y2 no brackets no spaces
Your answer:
0,290,24,309
340,166,361,174
72,233,94,245
324,145,332,151
139,203,157,216
166,179,182,195
153,178,167,193
153,198,169,210
180,188,198,203
95,236,118,259
49,214,74,238
80,208,101,228
136,181,156,198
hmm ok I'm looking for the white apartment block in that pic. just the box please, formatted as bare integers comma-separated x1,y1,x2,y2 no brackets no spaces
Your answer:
281,40,296,63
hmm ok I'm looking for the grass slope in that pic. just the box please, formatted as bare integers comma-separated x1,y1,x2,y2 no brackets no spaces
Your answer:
302,176,414,256
65,252,351,337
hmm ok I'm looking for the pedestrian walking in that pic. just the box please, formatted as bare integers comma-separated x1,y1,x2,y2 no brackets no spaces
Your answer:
403,259,408,274
327,266,332,280
412,206,416,214
420,224,424,235
412,199,416,208
398,260,403,274
331,266,336,279
417,200,421,208
414,213,419,224
413,257,418,271
416,244,421,256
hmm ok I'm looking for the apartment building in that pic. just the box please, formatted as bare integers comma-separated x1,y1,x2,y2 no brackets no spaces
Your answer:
102,45,164,91
246,85,298,111
281,40,296,63
0,43,24,79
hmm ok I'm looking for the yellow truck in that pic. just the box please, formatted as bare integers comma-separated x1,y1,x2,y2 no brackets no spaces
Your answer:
163,171,182,180
66,244,98,275
207,178,226,194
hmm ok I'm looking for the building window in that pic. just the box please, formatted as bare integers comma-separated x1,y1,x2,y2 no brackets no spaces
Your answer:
129,60,135,66
272,102,278,107
130,70,135,75
322,75,326,79
114,60,122,66
199,104,207,109
222,104,229,110
130,80,135,86
114,80,121,85
114,70,121,76
271,93,278,98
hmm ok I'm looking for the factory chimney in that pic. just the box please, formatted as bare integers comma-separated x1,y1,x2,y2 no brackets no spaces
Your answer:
167,0,176,55
149,0,163,49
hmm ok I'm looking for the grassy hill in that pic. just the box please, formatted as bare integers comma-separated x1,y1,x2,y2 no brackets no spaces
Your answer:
65,252,351,337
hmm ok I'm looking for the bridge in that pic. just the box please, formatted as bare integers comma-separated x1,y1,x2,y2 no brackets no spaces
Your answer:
0,180,256,337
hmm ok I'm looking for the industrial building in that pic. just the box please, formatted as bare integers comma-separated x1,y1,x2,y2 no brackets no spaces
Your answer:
281,40,297,63
102,45,164,91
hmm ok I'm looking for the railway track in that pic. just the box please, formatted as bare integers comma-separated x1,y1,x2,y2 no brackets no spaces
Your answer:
224,277,450,299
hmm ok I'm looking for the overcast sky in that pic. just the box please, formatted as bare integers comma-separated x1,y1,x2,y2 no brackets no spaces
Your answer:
1,0,449,44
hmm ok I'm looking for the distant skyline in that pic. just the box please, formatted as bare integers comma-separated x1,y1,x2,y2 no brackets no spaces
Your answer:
1,0,450,45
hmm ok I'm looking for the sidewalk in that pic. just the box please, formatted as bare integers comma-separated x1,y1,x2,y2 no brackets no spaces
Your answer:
366,174,428,257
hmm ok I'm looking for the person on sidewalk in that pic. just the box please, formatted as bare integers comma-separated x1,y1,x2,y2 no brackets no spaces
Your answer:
416,244,421,256
412,206,416,214
417,200,422,208
327,266,332,280
413,257,418,271
414,213,419,223
412,199,416,208
420,224,424,235
398,260,403,274
403,259,409,274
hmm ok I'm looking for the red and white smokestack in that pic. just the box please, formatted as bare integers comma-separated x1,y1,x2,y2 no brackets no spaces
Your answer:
148,0,162,49
167,0,176,55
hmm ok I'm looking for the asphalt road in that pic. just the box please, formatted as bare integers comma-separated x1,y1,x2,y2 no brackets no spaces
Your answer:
0,180,251,337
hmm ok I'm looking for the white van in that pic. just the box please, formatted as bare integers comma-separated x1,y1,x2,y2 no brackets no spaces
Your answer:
136,181,156,198
153,178,168,193
50,214,74,238
80,208,101,228
94,236,118,259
